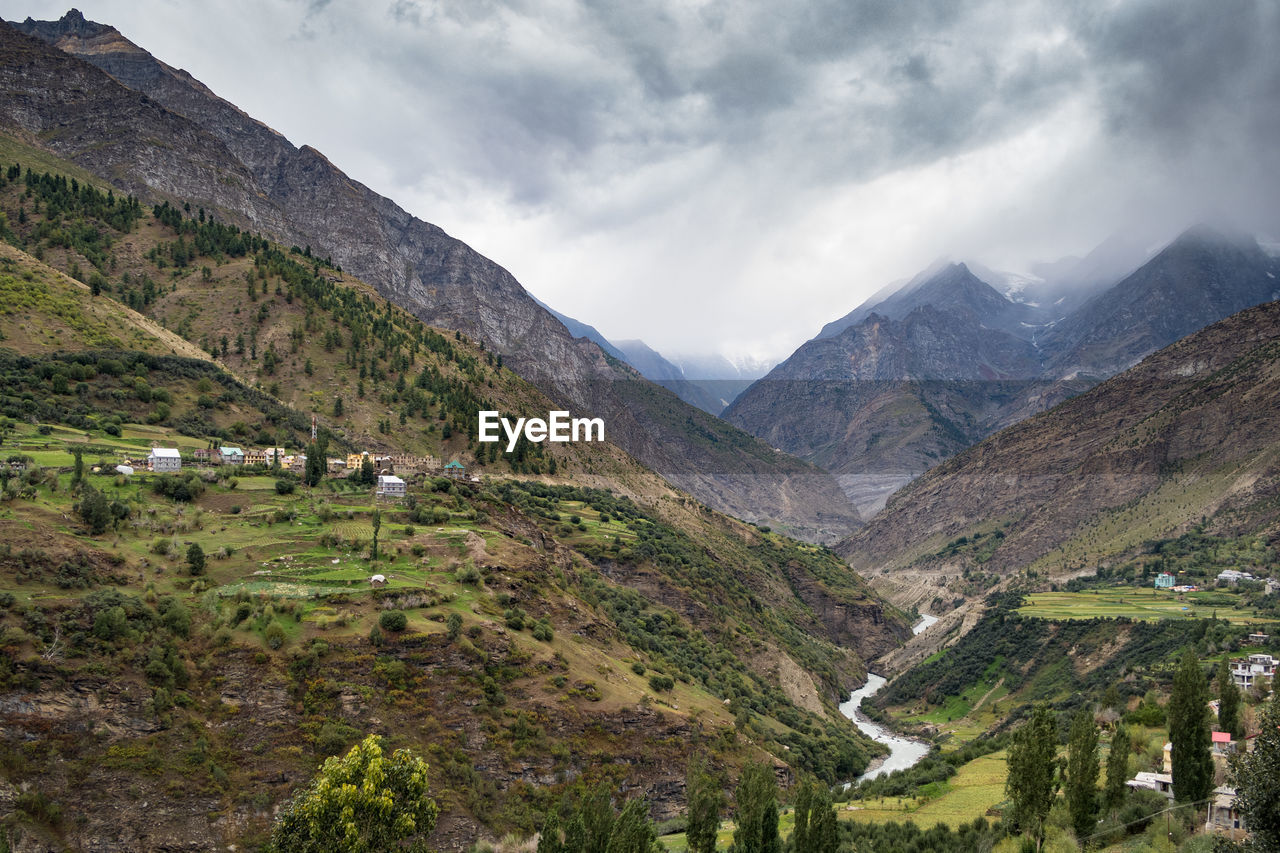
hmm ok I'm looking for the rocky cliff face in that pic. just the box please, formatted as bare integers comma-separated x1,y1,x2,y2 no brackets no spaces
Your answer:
728,236,1278,517
1,11,859,541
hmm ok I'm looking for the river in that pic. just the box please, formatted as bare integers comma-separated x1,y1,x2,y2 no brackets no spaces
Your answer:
838,612,937,782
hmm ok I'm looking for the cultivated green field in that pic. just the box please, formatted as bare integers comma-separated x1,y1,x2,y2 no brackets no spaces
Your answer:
841,751,1008,828
1019,586,1278,624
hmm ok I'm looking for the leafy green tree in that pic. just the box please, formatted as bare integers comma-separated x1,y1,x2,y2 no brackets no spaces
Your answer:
1005,704,1058,848
604,798,656,853
1218,656,1244,740
732,763,780,853
71,447,84,487
1104,724,1130,812
1065,707,1099,839
186,542,206,576
537,809,564,853
267,734,437,853
686,754,724,853
360,457,375,486
371,509,382,561
1230,698,1280,850
1169,647,1213,804
77,483,111,535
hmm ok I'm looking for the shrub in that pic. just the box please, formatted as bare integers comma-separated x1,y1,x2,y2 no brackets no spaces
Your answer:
275,478,295,495
648,674,675,692
264,623,287,650
379,610,407,632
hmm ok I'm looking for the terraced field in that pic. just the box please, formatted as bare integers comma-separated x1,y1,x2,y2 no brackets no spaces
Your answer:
1020,587,1279,624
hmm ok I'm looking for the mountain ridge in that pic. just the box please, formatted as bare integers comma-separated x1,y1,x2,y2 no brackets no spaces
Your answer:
728,226,1279,516
1,10,860,542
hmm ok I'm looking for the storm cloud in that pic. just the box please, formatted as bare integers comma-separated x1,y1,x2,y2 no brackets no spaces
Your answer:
3,0,1276,363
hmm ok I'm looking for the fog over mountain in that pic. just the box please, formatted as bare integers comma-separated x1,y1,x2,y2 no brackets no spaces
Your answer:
0,0,1275,363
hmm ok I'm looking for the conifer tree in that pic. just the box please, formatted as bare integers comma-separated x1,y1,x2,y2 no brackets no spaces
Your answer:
1065,707,1099,839
1104,723,1130,812
791,780,812,853
1169,647,1213,805
1005,704,1058,848
685,754,723,853
1217,656,1243,740
732,763,780,853
808,785,837,853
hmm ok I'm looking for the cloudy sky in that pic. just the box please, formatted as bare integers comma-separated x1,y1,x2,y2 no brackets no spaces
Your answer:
3,0,1278,364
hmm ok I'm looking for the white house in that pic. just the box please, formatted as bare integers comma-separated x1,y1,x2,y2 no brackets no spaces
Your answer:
147,448,182,472
1231,654,1276,690
1127,771,1174,800
376,474,406,498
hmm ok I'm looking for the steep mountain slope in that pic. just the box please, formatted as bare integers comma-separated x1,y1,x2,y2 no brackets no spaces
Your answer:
838,299,1280,619
0,162,909,849
0,10,859,542
726,265,1067,515
532,296,630,364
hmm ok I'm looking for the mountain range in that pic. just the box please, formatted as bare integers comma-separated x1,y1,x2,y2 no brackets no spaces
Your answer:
726,225,1279,516
1,9,857,542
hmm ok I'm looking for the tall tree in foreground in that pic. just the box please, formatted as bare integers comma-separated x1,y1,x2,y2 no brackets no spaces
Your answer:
1218,656,1244,741
807,784,838,853
1005,704,1058,850
1230,698,1280,850
1104,723,1131,813
731,763,780,853
685,754,724,853
267,734,437,853
1169,647,1214,805
1065,707,1100,839
791,780,813,853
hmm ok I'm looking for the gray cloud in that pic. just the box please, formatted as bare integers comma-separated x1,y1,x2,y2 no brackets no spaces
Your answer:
2,0,1276,361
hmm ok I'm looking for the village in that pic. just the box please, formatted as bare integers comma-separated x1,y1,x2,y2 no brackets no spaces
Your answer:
136,444,471,498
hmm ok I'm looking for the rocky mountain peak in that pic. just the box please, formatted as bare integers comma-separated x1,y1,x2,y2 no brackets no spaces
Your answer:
20,8,116,42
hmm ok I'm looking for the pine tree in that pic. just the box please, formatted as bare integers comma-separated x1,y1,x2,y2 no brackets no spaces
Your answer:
1065,707,1099,839
1217,656,1243,740
1005,704,1058,848
1168,647,1214,805
685,754,723,853
1104,724,1130,812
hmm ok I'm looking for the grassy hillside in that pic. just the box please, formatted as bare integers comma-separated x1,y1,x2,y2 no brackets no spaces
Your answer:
0,153,908,850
